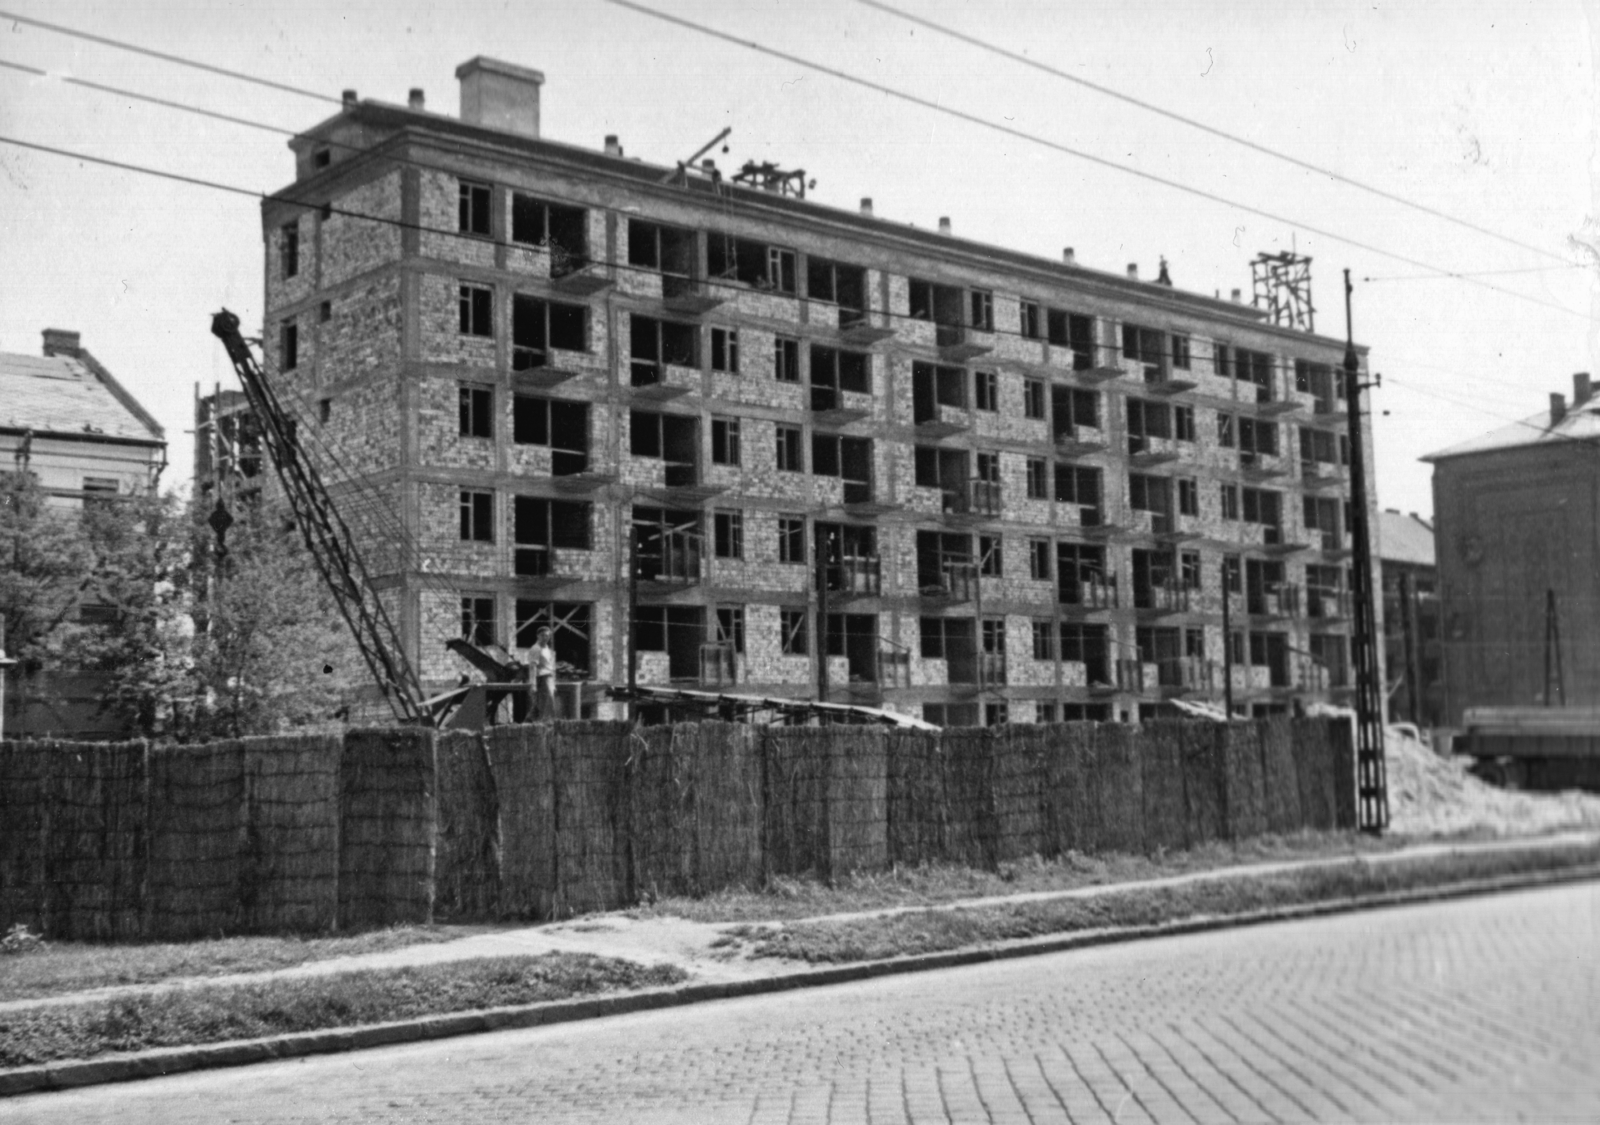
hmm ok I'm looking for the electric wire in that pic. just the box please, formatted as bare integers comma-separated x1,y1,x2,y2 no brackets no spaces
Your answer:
855,0,1571,269
599,0,1590,325
0,8,343,104
0,58,298,137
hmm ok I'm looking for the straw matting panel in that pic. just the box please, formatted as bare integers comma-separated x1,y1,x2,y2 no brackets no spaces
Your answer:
1093,723,1145,855
885,729,944,865
434,729,500,919
1289,717,1338,831
825,725,888,878
485,723,555,920
625,723,687,900
1042,723,1097,856
1258,715,1304,834
990,726,1046,863
1329,716,1358,830
938,727,996,869
0,740,48,932
550,721,632,918
338,728,435,930
146,739,246,940
1178,722,1226,846
1138,722,1189,853
690,722,764,892
762,727,832,878
42,740,148,941
243,733,342,933
1219,722,1267,840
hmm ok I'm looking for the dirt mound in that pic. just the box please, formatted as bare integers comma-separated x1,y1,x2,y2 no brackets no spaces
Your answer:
1386,729,1600,837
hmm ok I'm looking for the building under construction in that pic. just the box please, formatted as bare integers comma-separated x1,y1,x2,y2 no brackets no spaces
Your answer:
239,56,1382,724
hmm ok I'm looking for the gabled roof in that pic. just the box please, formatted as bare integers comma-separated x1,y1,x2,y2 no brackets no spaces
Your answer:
1421,403,1600,462
1378,510,1435,567
0,350,165,445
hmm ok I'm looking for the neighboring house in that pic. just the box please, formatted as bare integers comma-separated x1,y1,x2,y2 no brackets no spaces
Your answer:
1424,373,1598,724
0,329,167,502
258,57,1380,725
1,329,167,739
1378,509,1442,728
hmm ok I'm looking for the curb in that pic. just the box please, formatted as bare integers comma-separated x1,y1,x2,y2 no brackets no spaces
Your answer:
4,859,1599,1098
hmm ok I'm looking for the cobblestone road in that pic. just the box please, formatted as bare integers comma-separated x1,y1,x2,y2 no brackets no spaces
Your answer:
10,882,1600,1123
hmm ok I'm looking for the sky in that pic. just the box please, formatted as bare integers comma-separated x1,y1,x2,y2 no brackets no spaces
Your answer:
0,0,1595,521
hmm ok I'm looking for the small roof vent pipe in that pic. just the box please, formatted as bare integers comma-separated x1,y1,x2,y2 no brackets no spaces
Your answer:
1062,247,1076,266
860,197,873,216
342,89,358,107
604,134,622,157
1551,392,1568,427
1230,288,1243,302
938,216,952,236
1126,263,1139,280
408,88,425,110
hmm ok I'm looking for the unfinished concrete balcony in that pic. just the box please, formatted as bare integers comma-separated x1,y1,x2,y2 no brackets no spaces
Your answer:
1239,450,1289,481
628,360,698,403
1128,434,1182,466
914,402,969,438
920,561,978,604
943,479,1002,525
877,641,912,689
1156,656,1216,696
1306,585,1352,620
1053,424,1107,458
819,553,883,601
1134,580,1191,618
1299,459,1348,490
1114,658,1148,694
934,323,994,364
977,651,1007,688
1248,582,1301,620
1060,573,1119,612
836,304,896,346
660,273,727,317
809,386,873,427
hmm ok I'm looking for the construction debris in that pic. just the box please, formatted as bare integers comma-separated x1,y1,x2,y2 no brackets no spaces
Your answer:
1386,727,1600,837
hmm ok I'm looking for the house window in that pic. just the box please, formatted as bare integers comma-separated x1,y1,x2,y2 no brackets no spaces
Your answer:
459,180,492,236
1128,474,1171,514
1024,378,1045,420
1025,458,1048,500
1021,301,1042,339
1178,477,1199,516
1171,334,1191,370
919,617,953,659
460,596,497,645
1224,555,1242,594
459,490,494,542
318,398,331,424
1048,309,1096,369
513,295,587,368
280,320,298,370
513,396,589,474
1221,484,1240,520
1054,464,1103,520
709,234,797,293
459,284,493,337
627,219,695,274
711,327,739,373
1174,404,1195,442
312,147,331,169
970,290,994,331
778,515,806,563
1121,323,1166,375
1030,539,1052,580
1214,343,1233,377
319,300,332,323
714,510,744,559
1241,487,1282,528
514,497,592,574
776,424,804,472
1126,398,1171,448
1218,413,1235,448
280,221,299,279
1180,551,1202,589
630,314,697,385
979,535,1002,577
974,370,998,412
716,606,746,654
781,608,808,655
81,477,119,504
1238,417,1279,457
712,417,741,466
774,336,800,383
459,385,493,438
509,194,587,268
805,257,868,322
810,345,870,410
1032,620,1056,660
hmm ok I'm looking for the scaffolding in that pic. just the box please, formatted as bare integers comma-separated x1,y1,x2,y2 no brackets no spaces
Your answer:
1251,251,1316,333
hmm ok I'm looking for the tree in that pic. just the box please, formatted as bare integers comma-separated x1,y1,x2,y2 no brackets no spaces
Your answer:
186,499,365,739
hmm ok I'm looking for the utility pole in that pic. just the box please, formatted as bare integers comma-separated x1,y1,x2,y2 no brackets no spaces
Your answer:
1343,271,1389,833
815,532,830,706
1221,557,1235,719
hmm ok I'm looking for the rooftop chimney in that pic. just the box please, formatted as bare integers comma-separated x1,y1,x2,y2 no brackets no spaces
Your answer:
408,87,425,110
1062,247,1076,266
42,328,80,358
1551,392,1567,427
859,197,873,216
1575,372,1593,406
1230,288,1242,302
604,134,621,157
456,56,544,139
938,216,952,236
342,89,358,107
1126,263,1139,280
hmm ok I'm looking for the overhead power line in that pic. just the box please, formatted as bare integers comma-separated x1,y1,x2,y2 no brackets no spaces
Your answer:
0,8,342,104
857,0,1569,268
598,1,1589,325
0,59,297,137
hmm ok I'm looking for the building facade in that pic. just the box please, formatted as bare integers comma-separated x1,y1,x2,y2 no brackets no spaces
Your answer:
1426,373,1600,725
1,329,167,505
260,58,1378,724
1378,509,1441,728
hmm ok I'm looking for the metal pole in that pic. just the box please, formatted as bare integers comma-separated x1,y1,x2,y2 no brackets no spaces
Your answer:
1343,270,1389,834
627,521,639,701
1399,570,1419,724
816,527,830,705
1221,557,1235,719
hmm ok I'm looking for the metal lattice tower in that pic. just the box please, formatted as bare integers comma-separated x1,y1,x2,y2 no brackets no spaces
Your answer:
1252,251,1316,333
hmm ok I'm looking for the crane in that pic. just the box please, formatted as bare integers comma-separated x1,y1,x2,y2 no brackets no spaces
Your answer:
209,309,432,727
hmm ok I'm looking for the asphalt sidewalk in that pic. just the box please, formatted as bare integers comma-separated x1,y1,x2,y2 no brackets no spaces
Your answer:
5,828,1600,1096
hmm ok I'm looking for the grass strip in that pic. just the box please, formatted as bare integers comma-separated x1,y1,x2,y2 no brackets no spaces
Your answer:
726,841,1600,964
0,954,685,1069
0,926,493,1003
630,830,1404,923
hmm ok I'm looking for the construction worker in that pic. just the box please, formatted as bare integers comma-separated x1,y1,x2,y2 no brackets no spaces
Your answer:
527,626,558,720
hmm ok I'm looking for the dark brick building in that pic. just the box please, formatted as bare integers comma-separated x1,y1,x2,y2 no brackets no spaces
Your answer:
258,57,1379,724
